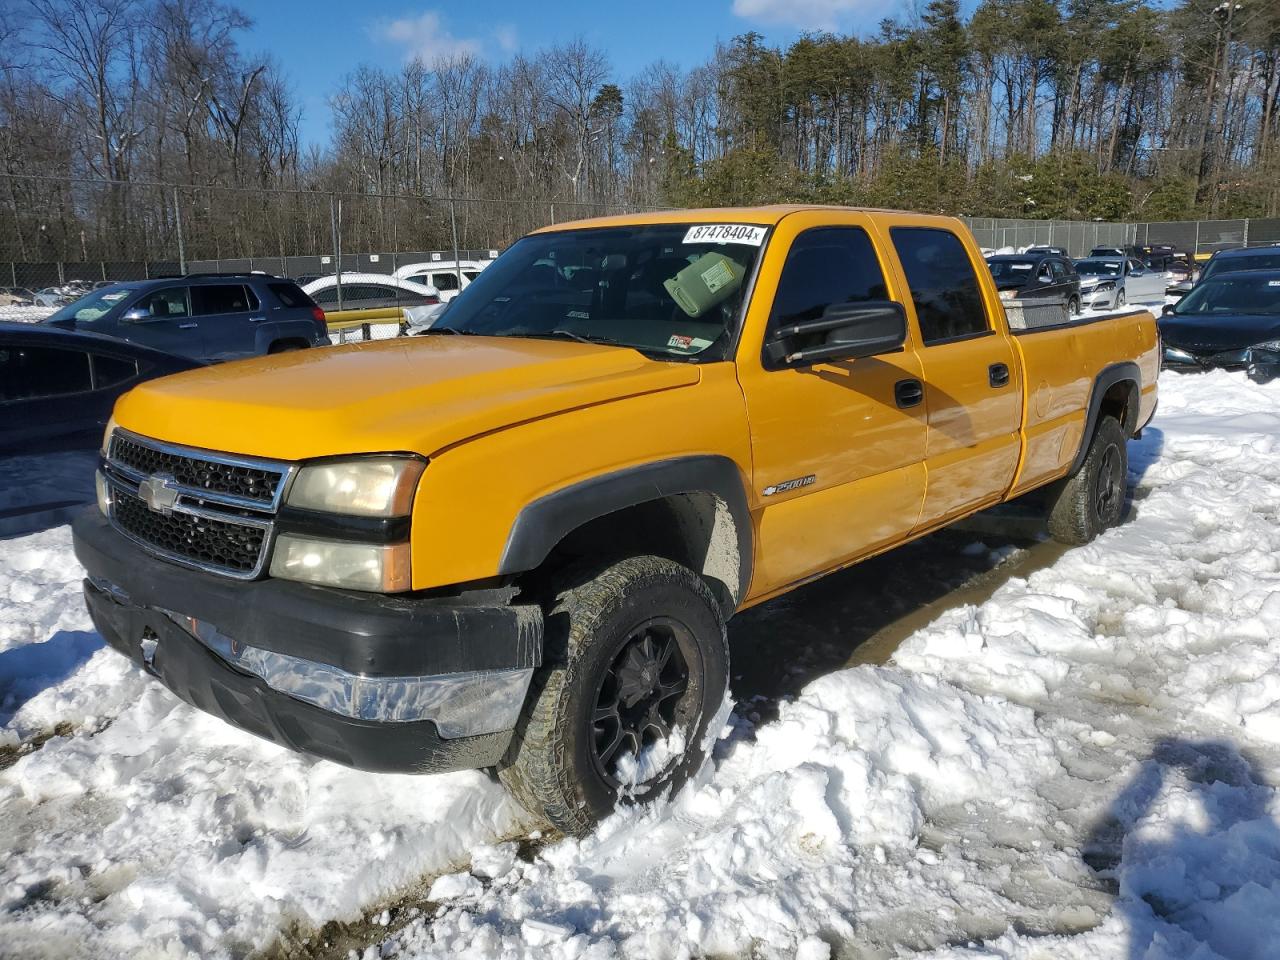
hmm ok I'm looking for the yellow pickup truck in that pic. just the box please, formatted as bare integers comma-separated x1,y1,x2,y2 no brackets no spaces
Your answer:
73,206,1158,833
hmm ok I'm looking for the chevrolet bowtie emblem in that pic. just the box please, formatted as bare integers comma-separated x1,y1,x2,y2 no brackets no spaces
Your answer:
138,473,180,514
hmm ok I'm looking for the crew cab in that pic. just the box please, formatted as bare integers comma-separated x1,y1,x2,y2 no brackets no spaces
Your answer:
72,206,1159,835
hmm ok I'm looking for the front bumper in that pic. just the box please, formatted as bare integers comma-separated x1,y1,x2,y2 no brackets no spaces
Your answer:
73,509,543,773
1163,345,1279,373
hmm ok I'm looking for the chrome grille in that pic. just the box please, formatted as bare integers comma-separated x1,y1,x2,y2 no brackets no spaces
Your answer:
109,433,285,507
101,430,293,579
112,487,267,574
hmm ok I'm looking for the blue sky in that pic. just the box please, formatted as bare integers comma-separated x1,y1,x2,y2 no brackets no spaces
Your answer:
243,0,891,148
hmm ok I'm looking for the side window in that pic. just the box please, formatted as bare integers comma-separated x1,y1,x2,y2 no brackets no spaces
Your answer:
432,272,459,292
405,274,431,287
463,271,480,282
136,287,189,319
890,228,989,345
1049,260,1068,279
0,345,93,400
767,226,890,334
92,353,138,388
192,284,253,315
1036,261,1053,282
310,287,338,306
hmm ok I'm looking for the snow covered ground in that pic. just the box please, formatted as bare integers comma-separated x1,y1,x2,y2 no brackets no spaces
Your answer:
3,369,1280,960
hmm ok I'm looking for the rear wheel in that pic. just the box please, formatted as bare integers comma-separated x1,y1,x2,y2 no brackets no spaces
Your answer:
1046,416,1128,545
499,556,729,836
1068,296,1081,316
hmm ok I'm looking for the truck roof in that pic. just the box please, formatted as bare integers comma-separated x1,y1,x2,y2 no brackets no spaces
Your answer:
534,204,965,233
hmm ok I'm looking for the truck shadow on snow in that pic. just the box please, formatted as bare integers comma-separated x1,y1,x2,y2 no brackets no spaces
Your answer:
1082,737,1280,959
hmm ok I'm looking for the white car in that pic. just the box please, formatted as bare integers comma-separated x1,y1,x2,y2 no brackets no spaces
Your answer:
392,259,490,304
301,273,442,330
1073,256,1166,310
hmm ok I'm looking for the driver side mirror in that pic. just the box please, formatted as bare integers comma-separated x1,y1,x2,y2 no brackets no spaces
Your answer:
765,300,907,367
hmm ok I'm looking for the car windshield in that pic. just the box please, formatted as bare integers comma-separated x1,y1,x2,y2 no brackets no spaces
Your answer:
45,287,134,325
1076,260,1121,277
987,258,1040,280
429,223,767,359
1175,275,1280,317
1201,253,1280,281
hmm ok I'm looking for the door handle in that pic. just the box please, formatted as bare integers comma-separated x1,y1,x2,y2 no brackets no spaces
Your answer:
248,316,266,323
894,378,924,408
178,322,198,329
989,362,1010,388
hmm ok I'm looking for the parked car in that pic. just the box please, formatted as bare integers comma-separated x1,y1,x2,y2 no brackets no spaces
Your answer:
41,274,327,361
0,320,200,453
74,204,1159,836
33,287,76,308
1159,269,1280,382
1198,246,1280,284
1090,246,1126,258
1022,245,1069,257
0,286,35,306
986,254,1081,313
1074,256,1165,309
302,273,440,333
392,259,489,304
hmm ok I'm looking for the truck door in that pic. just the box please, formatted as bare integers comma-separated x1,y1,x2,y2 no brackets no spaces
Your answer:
886,226,1022,528
737,218,928,597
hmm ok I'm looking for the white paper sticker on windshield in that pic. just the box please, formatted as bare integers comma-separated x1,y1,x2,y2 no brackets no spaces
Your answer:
1270,281,1280,287
1012,264,1033,270
701,258,734,293
683,224,766,246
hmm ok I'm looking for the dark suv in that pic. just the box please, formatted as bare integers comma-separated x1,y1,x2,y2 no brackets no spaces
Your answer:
42,274,328,361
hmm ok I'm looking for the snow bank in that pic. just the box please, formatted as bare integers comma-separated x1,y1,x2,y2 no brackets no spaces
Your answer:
4,370,1280,959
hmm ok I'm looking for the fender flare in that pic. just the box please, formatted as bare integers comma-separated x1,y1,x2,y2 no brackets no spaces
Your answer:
1069,361,1141,474
498,455,753,604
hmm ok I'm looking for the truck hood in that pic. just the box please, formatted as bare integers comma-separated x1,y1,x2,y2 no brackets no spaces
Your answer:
114,336,701,460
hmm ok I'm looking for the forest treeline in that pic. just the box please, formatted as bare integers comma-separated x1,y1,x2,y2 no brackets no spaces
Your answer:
2,0,1279,261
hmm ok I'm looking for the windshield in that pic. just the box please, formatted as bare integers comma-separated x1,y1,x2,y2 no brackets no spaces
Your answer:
987,259,1041,281
1201,253,1280,281
1175,275,1280,317
1075,260,1121,277
428,223,767,359
45,286,134,325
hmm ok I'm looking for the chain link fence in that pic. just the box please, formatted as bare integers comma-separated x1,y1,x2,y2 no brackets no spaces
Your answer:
3,173,1278,319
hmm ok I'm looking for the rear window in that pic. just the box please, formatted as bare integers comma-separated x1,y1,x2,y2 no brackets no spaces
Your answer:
268,282,312,308
891,228,990,344
1202,253,1280,280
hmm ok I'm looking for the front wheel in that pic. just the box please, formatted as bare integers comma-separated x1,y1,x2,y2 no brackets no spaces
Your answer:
1116,289,1126,308
499,556,729,836
1068,296,1081,316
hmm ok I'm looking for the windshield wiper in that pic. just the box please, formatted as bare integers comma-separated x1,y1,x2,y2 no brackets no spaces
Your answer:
530,329,622,346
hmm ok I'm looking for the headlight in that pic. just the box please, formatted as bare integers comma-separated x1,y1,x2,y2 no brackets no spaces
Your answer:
270,535,411,592
1094,282,1116,293
286,457,424,517
1251,340,1280,353
101,416,116,456
1163,346,1194,363
95,470,111,517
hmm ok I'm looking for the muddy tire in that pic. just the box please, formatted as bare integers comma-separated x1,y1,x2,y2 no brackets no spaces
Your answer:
1068,296,1080,316
1047,416,1128,545
498,556,729,836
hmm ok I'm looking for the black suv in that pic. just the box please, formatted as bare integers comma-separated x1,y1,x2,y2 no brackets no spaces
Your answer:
42,274,328,361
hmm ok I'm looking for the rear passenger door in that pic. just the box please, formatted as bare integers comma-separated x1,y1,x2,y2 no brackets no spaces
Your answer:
191,283,260,358
887,226,1023,528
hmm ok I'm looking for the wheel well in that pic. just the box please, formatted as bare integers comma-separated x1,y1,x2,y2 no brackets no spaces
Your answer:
1098,379,1139,436
525,493,743,616
268,338,310,353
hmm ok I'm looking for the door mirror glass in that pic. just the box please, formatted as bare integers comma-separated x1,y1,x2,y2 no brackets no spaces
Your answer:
765,300,907,367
